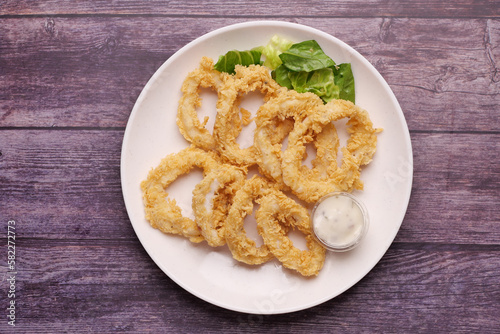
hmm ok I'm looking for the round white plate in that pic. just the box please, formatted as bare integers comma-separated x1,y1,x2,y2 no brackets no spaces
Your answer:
121,21,413,314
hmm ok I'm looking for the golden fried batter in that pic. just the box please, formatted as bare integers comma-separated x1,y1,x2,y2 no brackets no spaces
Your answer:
256,192,326,276
143,58,381,277
254,88,339,189
192,163,245,247
213,64,282,166
141,146,220,243
224,176,277,265
282,99,381,203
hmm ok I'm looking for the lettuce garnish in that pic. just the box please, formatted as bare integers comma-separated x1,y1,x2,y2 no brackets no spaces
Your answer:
214,49,262,74
332,63,355,103
261,35,294,70
289,68,340,103
273,40,355,103
213,37,355,104
278,40,336,72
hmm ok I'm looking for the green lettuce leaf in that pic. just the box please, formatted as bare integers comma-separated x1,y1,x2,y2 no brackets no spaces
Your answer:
288,68,340,103
261,35,294,70
332,63,355,103
271,64,293,89
213,38,355,104
214,49,263,74
272,40,355,104
278,40,336,72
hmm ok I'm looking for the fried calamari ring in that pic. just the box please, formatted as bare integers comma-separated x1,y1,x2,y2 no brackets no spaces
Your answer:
177,57,244,150
224,176,277,265
282,99,380,203
256,192,326,277
141,146,220,243
213,64,282,166
254,89,339,189
192,164,245,247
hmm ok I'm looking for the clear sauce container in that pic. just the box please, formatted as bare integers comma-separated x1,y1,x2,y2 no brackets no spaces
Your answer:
311,192,369,252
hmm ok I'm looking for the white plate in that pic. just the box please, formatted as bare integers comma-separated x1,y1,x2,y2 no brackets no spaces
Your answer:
121,21,413,314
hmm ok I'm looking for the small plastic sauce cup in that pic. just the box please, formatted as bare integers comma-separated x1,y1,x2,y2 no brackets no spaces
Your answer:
311,192,369,252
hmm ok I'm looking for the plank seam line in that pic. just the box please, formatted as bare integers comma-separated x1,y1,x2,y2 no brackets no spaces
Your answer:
409,129,500,135
0,14,499,19
14,239,500,251
391,242,500,252
0,126,125,131
1,127,499,135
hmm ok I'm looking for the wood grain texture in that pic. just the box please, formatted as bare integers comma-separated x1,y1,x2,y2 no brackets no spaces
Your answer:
0,130,498,243
1,17,499,131
1,0,499,18
7,243,500,333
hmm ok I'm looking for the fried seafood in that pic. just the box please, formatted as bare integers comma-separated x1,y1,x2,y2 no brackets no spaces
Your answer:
177,57,240,150
256,192,326,276
192,164,245,247
213,64,282,166
282,98,380,203
141,146,221,243
254,89,339,189
142,56,381,277
224,176,277,265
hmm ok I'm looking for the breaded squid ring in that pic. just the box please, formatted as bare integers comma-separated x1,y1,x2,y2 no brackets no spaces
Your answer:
177,57,235,150
213,64,282,166
256,192,326,277
224,176,277,265
254,89,339,189
140,146,220,243
282,99,380,203
192,163,245,247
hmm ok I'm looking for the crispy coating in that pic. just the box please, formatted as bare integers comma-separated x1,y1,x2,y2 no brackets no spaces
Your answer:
224,176,277,265
256,192,326,276
213,64,282,166
282,99,381,203
254,89,339,189
143,59,381,277
141,146,220,243
177,57,243,150
192,164,245,247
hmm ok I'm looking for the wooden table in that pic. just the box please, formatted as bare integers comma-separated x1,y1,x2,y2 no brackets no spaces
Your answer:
1,1,499,332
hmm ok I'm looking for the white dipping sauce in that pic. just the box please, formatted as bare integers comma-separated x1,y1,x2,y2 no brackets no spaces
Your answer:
312,193,367,250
